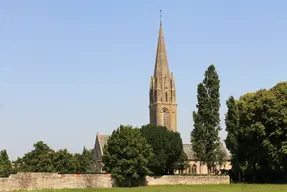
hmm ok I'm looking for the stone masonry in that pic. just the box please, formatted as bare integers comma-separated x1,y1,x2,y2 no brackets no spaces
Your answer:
0,172,229,191
149,19,177,132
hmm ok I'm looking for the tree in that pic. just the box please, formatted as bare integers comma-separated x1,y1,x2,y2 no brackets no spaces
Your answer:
225,96,242,181
12,141,93,174
79,147,93,172
102,125,153,187
173,150,188,173
191,64,222,173
53,149,77,173
225,96,239,154
141,124,184,175
73,147,93,173
0,150,12,177
165,129,185,174
13,141,55,172
226,82,287,183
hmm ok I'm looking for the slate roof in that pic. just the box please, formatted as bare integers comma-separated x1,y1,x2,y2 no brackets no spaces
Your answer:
95,133,230,160
98,134,110,151
183,143,230,160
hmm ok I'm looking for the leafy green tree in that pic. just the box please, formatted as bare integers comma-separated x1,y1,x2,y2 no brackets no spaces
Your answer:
173,150,188,173
191,64,222,173
141,124,184,175
73,147,93,173
140,124,167,175
13,141,55,172
12,141,93,174
53,149,77,173
225,96,242,181
225,96,239,154
80,147,93,172
165,129,185,174
0,150,12,177
227,82,287,183
73,153,82,173
102,125,153,187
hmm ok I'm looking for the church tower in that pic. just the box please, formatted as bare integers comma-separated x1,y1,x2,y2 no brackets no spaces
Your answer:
149,15,177,132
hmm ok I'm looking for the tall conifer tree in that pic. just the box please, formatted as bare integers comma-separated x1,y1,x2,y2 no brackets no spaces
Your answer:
0,150,12,177
191,64,222,173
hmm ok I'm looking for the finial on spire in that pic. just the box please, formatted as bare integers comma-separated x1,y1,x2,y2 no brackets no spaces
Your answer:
160,9,162,23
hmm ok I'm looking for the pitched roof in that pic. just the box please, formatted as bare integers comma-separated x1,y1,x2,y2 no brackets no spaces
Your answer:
94,133,230,161
98,134,110,154
183,143,230,160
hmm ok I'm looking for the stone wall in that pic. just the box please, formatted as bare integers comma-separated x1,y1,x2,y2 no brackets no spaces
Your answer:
146,175,230,185
0,173,229,191
0,173,112,191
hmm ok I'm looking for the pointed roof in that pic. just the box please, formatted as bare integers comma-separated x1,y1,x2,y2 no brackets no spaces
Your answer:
98,134,110,155
94,133,110,156
153,18,170,77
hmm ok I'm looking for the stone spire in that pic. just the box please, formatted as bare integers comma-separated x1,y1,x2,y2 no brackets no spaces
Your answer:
153,13,170,78
149,11,177,132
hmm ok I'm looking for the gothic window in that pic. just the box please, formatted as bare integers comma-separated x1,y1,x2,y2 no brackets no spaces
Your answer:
192,164,197,174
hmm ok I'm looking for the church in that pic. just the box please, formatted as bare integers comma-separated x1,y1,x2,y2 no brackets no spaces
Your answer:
92,18,231,174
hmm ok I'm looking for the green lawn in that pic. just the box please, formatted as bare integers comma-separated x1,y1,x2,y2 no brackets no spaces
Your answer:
28,184,287,192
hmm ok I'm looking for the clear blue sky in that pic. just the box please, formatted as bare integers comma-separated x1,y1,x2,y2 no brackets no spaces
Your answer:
1,0,286,160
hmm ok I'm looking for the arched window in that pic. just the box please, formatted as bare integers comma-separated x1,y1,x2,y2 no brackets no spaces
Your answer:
192,164,197,174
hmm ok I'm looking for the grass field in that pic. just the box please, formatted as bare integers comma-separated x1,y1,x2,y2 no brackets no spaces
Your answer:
26,184,287,192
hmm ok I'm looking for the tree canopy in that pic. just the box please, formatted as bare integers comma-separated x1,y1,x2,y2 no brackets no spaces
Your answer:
102,125,153,187
191,64,223,173
73,147,93,173
14,141,55,172
0,150,12,177
225,82,287,183
141,124,186,175
52,149,77,173
12,141,93,174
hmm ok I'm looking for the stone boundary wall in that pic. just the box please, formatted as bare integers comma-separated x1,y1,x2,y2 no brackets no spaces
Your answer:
0,173,229,191
0,173,112,191
146,175,230,185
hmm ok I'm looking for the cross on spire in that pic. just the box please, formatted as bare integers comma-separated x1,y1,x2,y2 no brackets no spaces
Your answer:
160,9,162,23
153,9,170,77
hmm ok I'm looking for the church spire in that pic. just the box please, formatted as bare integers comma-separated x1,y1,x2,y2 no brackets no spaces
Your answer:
153,10,170,77
149,12,177,132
